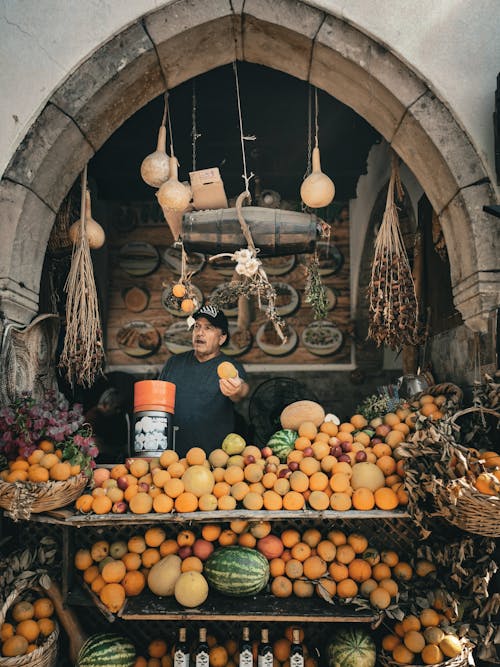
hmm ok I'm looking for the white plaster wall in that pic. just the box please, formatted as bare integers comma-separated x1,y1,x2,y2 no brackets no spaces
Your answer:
0,0,499,187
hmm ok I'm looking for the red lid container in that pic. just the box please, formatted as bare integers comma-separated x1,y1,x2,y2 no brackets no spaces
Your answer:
134,380,175,414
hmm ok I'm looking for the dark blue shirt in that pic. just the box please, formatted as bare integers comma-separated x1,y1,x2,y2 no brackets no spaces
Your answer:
159,351,247,458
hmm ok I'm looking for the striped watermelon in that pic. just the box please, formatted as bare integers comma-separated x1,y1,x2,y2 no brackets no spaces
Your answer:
204,546,270,596
78,633,135,667
266,429,297,462
327,628,376,667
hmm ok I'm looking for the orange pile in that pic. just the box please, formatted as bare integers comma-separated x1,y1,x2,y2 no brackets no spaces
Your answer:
0,596,56,657
0,440,81,484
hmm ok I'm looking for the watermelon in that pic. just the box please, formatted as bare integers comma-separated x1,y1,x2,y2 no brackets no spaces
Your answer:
204,546,270,596
78,633,136,667
327,628,376,667
266,429,297,462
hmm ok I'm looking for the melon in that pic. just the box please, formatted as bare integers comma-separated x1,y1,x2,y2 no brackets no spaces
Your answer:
181,465,214,497
257,535,284,560
147,554,181,596
350,462,385,492
174,571,209,607
266,429,297,462
327,628,376,667
280,401,325,430
204,546,269,596
77,633,135,667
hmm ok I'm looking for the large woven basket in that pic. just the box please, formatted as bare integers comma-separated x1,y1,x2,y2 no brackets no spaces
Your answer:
434,406,500,538
379,647,470,667
0,474,87,521
0,585,59,667
410,382,464,410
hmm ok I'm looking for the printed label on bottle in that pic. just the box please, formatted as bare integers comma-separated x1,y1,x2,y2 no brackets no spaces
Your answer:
290,655,304,667
258,654,273,667
174,651,189,667
239,649,253,667
196,651,209,667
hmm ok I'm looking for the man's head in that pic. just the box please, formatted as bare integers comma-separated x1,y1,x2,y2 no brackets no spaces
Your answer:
191,305,229,360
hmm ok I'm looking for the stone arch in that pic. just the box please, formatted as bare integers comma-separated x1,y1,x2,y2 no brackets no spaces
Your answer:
0,0,497,330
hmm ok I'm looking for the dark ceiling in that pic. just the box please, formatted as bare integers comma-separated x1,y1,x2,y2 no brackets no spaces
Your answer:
89,62,381,208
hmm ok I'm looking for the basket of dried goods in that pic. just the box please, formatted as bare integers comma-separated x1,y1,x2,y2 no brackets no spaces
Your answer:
0,392,97,521
433,406,500,537
408,383,464,420
380,616,471,667
0,582,59,667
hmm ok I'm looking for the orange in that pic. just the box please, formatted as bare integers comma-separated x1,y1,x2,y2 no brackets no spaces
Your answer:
289,470,309,493
329,473,351,493
74,549,93,571
308,491,330,510
336,578,358,598
308,471,329,491
218,529,238,546
49,461,71,481
348,559,372,582
209,646,228,667
271,576,293,598
153,494,174,513
263,490,283,510
159,450,179,467
316,540,336,562
331,462,353,476
281,528,301,549
167,462,186,479
327,529,347,545
402,615,421,633
320,421,338,436
285,559,304,579
37,618,55,637
374,487,399,510
180,298,195,313
335,544,356,564
282,491,305,510
149,639,168,659
273,638,291,663
1,636,29,657
198,493,218,511
27,449,45,465
328,562,349,582
372,443,392,458
350,414,368,430
320,455,337,473
379,578,398,597
129,458,149,478
293,579,314,598
392,644,415,664
39,440,55,453
369,586,391,609
152,469,171,487
181,556,203,573
339,422,356,433
0,623,15,641
303,556,327,579
242,491,264,510
372,562,391,581
141,548,161,568
347,533,368,554
299,457,321,476
128,535,147,554
129,492,154,515
122,552,142,570
218,495,237,510
294,436,312,451
202,524,221,542
421,644,444,665
99,583,126,613
352,487,375,510
302,529,322,547
164,478,185,499
28,466,49,483
381,550,399,567
385,431,405,449
224,466,244,485
269,558,286,577
101,559,126,584
404,630,425,653
231,481,250,501
393,561,413,581
82,565,101,585
298,421,318,440
376,455,397,476
39,453,59,469
329,492,352,510
420,608,441,627
186,447,206,466
382,634,401,652
16,619,40,643
291,542,311,562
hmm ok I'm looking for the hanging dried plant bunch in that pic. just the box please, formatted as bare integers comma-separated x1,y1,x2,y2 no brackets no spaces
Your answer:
368,153,424,349
59,168,105,387
304,253,329,320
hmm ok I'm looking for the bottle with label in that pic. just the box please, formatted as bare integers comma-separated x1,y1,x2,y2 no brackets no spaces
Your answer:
290,629,304,667
239,626,253,667
174,627,190,667
195,627,210,667
257,629,273,667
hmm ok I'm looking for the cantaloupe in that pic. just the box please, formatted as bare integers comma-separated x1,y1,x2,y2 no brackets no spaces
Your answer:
147,554,181,596
280,401,325,430
174,571,209,607
350,463,385,492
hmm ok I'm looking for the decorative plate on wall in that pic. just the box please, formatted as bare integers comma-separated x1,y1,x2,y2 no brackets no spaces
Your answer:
164,321,193,355
122,286,150,313
116,321,161,357
161,284,204,317
118,242,160,276
224,322,253,357
316,241,344,276
301,320,343,356
209,255,235,276
162,245,205,275
256,321,298,357
260,255,296,276
210,284,239,317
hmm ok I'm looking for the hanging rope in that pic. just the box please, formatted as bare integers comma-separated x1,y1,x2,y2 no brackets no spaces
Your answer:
314,86,319,148
191,79,201,172
302,84,313,183
165,92,175,156
232,61,255,195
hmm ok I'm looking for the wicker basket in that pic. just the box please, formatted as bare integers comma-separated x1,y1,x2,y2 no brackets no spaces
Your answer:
379,647,470,667
433,406,500,538
410,382,464,409
0,585,59,667
0,474,87,521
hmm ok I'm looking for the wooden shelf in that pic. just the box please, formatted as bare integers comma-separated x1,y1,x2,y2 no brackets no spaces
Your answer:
9,508,410,527
118,590,377,623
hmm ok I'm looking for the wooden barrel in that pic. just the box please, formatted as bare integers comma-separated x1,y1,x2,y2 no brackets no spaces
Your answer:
182,207,319,256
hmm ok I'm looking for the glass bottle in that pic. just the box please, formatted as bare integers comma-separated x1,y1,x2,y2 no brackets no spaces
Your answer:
257,628,273,667
194,627,209,667
239,626,253,667
174,627,190,667
289,629,304,667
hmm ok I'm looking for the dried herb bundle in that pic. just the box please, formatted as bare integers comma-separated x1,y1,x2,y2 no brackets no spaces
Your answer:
59,168,105,387
304,254,329,320
368,154,423,348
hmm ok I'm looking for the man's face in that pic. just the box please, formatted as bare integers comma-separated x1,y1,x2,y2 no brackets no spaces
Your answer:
192,317,226,360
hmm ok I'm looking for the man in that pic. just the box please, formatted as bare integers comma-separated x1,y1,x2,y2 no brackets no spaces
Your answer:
159,305,249,457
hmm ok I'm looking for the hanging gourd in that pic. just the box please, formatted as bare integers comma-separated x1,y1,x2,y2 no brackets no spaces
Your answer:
68,189,105,249
300,146,335,208
156,155,192,212
300,87,335,209
140,123,170,187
